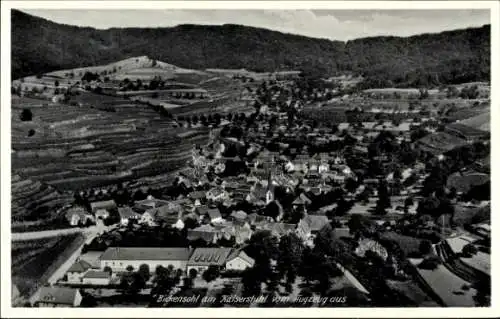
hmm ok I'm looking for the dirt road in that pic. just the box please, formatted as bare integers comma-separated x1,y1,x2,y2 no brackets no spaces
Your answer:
12,226,95,242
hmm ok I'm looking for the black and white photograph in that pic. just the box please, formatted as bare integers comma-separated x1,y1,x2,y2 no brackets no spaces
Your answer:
1,1,498,317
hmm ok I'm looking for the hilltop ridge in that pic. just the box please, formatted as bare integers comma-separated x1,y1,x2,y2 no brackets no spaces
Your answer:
12,10,490,87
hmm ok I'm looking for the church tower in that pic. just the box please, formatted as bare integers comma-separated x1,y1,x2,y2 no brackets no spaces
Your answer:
265,156,275,204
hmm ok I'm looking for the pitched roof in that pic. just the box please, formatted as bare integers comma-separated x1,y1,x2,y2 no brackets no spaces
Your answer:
187,224,221,242
301,215,330,232
292,193,312,205
83,270,111,279
65,206,87,218
260,222,296,236
146,202,183,222
230,210,248,220
100,247,192,261
187,230,219,243
205,208,221,220
227,249,255,266
191,224,219,233
187,247,233,266
195,205,209,215
38,287,79,305
208,187,225,197
134,198,170,211
189,191,206,200
67,259,92,273
118,206,141,219
90,200,116,212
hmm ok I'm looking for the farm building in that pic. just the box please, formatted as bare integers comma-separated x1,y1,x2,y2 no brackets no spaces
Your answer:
225,249,255,271
66,259,93,283
187,224,222,244
186,247,233,274
99,247,192,272
90,200,117,219
65,206,93,226
37,287,82,307
204,208,223,224
134,196,170,212
118,206,141,226
230,210,248,222
82,271,112,285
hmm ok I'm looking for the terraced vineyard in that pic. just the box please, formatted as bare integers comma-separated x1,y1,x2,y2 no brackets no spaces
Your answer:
11,174,73,224
12,94,211,226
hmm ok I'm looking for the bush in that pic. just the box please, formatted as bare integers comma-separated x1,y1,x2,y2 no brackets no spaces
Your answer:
418,255,441,270
221,269,244,278
462,243,478,257
28,129,35,137
419,240,432,256
20,108,33,121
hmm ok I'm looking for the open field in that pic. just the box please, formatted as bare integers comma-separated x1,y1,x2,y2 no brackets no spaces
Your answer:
380,232,422,257
113,67,176,81
11,233,85,298
459,111,490,132
451,204,490,227
415,132,468,155
386,280,440,307
409,258,477,307
447,171,490,193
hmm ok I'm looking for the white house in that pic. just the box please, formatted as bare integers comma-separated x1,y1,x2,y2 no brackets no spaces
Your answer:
66,260,92,283
173,218,185,230
203,208,223,224
82,271,112,285
186,247,233,274
100,247,192,272
285,161,295,172
140,210,156,226
206,187,229,202
65,206,93,226
90,200,117,219
318,162,330,173
225,250,255,271
118,206,141,226
37,287,82,307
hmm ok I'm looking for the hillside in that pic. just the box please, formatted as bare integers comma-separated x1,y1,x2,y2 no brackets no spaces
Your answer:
12,10,490,87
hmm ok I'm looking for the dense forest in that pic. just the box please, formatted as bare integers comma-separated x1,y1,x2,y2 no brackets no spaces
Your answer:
12,10,490,87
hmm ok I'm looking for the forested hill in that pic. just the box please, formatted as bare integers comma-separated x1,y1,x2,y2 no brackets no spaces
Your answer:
12,9,490,87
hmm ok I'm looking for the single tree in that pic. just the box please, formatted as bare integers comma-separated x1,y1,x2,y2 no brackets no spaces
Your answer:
20,108,33,121
188,268,198,279
419,240,432,256
202,265,220,283
418,255,441,270
138,264,151,282
462,243,478,257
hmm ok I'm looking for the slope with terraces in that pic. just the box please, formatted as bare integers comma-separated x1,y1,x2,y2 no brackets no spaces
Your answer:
12,93,209,195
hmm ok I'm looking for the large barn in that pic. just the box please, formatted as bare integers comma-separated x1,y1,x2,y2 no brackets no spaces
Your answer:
99,247,192,272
